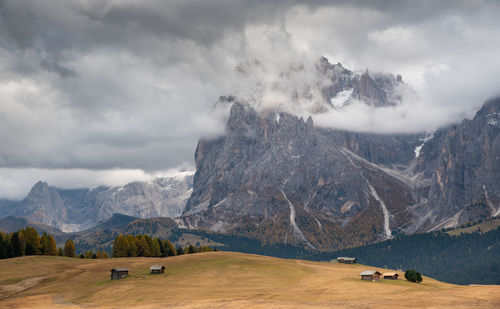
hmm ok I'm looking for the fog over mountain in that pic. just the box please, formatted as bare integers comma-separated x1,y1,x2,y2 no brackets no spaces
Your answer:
1,0,500,198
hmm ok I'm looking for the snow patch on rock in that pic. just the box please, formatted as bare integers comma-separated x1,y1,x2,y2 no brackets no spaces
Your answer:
367,184,392,239
486,112,500,127
330,88,353,108
414,130,435,158
281,189,316,249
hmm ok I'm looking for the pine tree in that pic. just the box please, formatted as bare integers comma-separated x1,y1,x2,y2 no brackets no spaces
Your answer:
39,233,49,255
144,235,156,257
112,234,129,257
126,234,137,257
164,240,177,256
57,247,64,256
64,239,76,257
187,244,196,254
101,251,110,259
47,235,57,256
84,250,93,259
158,238,166,257
135,236,150,257
22,227,39,255
0,232,8,259
11,232,24,257
149,237,161,257
176,247,184,255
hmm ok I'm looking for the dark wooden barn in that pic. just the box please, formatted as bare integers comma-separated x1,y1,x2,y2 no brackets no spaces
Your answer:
150,265,166,274
337,257,357,264
383,272,399,280
110,268,129,280
359,270,382,281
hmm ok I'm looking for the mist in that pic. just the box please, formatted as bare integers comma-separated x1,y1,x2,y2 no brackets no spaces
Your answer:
1,0,500,197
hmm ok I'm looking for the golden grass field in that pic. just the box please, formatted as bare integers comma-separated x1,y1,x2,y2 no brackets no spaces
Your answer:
0,251,499,308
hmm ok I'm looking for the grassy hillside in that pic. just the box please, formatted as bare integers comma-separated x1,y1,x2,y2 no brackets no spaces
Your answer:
0,252,499,308
2,215,500,285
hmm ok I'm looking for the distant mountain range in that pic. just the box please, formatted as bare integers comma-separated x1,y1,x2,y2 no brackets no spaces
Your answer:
0,59,498,252
0,174,193,232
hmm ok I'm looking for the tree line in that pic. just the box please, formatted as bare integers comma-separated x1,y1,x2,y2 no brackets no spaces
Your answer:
0,227,79,259
112,234,215,258
78,250,110,259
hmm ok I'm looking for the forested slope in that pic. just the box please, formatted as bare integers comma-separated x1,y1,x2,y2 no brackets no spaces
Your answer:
331,227,500,285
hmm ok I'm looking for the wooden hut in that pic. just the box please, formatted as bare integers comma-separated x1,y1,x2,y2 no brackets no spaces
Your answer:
337,257,357,264
110,268,129,280
383,272,399,280
150,265,166,274
359,270,382,281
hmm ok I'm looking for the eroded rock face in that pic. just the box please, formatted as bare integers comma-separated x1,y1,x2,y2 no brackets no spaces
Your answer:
183,102,418,249
183,97,500,250
412,98,500,230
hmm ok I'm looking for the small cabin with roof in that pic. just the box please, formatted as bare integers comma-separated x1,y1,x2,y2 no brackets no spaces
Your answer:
150,265,166,274
337,257,357,264
360,270,382,281
383,272,399,280
110,268,129,280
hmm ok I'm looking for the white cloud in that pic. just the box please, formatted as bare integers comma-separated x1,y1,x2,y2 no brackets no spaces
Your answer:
1,0,500,198
0,167,194,200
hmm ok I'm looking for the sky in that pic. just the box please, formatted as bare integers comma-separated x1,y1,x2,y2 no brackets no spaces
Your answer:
1,0,500,199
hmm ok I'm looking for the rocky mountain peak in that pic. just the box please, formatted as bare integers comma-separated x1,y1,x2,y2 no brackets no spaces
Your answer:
213,95,237,111
476,97,500,117
29,181,49,193
226,101,257,132
24,181,57,205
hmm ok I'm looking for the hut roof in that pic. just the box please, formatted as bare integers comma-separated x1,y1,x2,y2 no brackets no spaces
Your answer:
383,272,398,277
360,270,382,276
111,268,128,272
150,265,166,270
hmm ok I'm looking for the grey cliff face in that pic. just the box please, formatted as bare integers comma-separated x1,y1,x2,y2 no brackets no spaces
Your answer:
96,176,193,221
411,98,500,230
183,101,419,249
183,96,500,250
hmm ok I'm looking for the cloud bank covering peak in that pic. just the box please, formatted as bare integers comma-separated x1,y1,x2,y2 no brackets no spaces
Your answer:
1,0,500,198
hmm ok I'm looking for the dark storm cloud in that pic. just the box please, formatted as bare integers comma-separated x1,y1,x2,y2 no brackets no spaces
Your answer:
1,0,500,198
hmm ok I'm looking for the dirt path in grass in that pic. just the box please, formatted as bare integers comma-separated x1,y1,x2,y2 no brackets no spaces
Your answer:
0,275,51,300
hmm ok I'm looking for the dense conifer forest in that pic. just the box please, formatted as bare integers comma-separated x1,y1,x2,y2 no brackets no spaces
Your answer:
330,227,500,285
0,227,63,258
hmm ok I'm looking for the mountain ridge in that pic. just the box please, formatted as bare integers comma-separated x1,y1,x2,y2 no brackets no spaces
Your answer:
180,95,499,249
0,174,193,232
